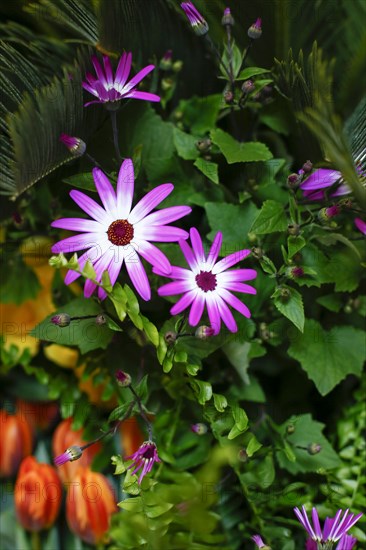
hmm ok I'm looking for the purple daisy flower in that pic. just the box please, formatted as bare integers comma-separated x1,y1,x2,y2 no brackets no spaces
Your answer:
51,159,191,301
294,506,363,547
252,534,270,548
181,2,209,36
300,169,351,201
82,52,160,107
306,534,357,550
125,441,161,484
354,218,366,235
54,445,83,466
155,227,257,334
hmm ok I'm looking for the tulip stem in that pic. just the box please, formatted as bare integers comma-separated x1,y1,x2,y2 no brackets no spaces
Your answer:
31,531,41,550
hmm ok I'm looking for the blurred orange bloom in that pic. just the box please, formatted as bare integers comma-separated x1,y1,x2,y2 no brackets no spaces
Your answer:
119,416,145,457
16,399,59,431
52,417,101,484
66,466,117,545
0,409,33,478
15,456,62,532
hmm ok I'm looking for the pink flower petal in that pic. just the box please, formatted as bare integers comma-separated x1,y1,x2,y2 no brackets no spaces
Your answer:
206,232,223,270
222,281,257,295
125,253,151,301
116,159,135,217
129,183,173,224
215,294,238,332
190,227,206,265
188,294,205,326
138,225,189,242
354,217,366,235
170,289,197,315
103,55,114,87
92,168,117,217
158,279,195,296
122,64,155,93
142,205,192,226
179,238,199,271
134,239,171,273
300,169,341,191
212,249,251,274
51,233,105,254
70,190,112,225
91,55,107,86
115,52,132,88
206,294,221,334
218,268,258,283
125,90,161,102
51,218,104,233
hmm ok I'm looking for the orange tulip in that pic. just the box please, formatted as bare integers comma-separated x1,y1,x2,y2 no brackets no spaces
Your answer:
16,399,59,431
0,409,33,477
15,456,62,532
66,467,117,545
52,417,101,484
120,416,145,457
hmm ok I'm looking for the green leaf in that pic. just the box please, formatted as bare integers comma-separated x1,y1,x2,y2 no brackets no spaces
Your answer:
316,294,343,313
237,67,271,80
1,257,41,305
177,94,222,134
194,158,219,184
211,128,272,163
82,260,96,280
191,379,213,404
205,201,259,246
141,315,159,347
109,283,128,321
287,236,306,258
30,297,113,354
272,286,305,332
213,393,228,412
288,320,365,395
173,127,199,160
250,200,288,234
277,414,341,474
246,434,263,457
63,172,97,192
232,405,248,431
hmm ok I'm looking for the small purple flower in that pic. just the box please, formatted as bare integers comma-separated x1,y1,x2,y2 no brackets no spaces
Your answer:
82,52,160,107
115,370,131,387
252,534,270,548
354,218,366,235
181,2,209,36
60,133,86,156
155,227,257,335
125,441,161,484
54,445,83,466
294,506,363,546
300,169,351,201
51,159,191,301
248,18,262,39
191,423,208,435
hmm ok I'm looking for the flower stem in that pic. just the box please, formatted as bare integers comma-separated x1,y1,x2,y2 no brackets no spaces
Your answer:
225,24,235,90
204,34,231,81
241,39,253,69
110,110,123,163
31,531,41,550
128,385,153,441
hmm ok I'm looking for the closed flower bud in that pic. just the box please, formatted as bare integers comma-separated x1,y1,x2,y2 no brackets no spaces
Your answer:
196,138,212,153
251,246,263,259
286,423,296,435
222,7,234,26
115,369,132,387
248,18,262,39
307,442,322,455
160,50,173,70
286,266,304,279
54,445,83,466
191,423,208,435
15,456,62,532
51,313,71,327
181,1,209,36
279,287,291,302
302,160,313,173
241,79,255,94
223,90,234,104
318,205,341,222
0,410,33,478
287,223,301,236
238,449,249,462
195,325,215,340
172,60,183,72
287,173,301,188
95,313,107,325
164,330,177,344
66,467,117,545
60,133,86,156
52,417,101,484
162,77,174,91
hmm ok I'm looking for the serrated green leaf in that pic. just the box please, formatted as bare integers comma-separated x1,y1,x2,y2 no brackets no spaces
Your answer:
288,320,365,395
250,200,288,234
211,128,272,163
273,286,305,332
173,127,199,160
288,235,306,258
194,158,219,184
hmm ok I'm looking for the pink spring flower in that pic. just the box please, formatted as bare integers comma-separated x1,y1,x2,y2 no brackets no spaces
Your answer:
82,52,160,107
252,534,270,548
294,506,363,547
306,534,357,550
51,159,191,301
354,218,366,235
155,227,257,334
125,441,161,484
300,169,351,201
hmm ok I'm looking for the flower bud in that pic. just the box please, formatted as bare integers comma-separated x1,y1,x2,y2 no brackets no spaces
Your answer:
302,160,313,173
248,18,262,39
160,50,173,71
287,223,301,236
195,325,215,340
286,423,296,435
287,173,301,188
222,7,234,26
0,410,33,478
115,369,132,387
307,443,322,455
196,138,212,153
161,77,174,91
286,266,304,279
95,313,107,325
15,457,62,532
241,79,255,94
191,423,208,435
238,449,249,462
181,1,209,36
59,133,86,156
317,205,341,222
51,313,71,327
164,330,177,345
223,90,234,104
52,417,101,484
54,445,83,466
66,467,117,545
251,246,263,259
279,287,291,302
172,60,183,72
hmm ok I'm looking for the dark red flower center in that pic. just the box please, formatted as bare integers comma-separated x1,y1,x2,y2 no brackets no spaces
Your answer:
107,219,134,246
142,444,156,459
195,270,217,292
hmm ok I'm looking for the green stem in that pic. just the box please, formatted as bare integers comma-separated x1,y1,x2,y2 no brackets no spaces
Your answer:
110,110,123,163
31,531,41,550
129,385,153,440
